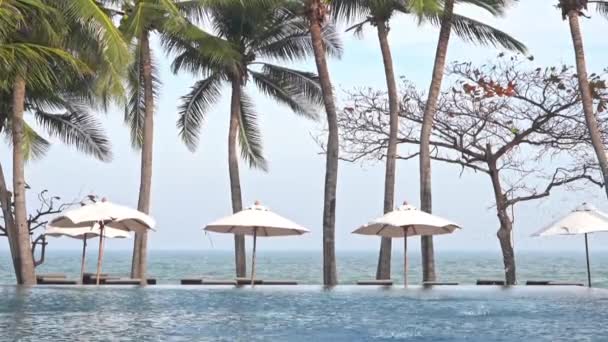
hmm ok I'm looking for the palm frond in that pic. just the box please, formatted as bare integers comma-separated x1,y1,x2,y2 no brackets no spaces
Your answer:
34,106,112,162
330,0,371,23
61,15,127,103
255,20,343,60
252,63,323,119
260,64,324,108
161,23,239,75
456,0,513,16
425,13,527,53
125,43,161,149
321,22,344,58
57,0,130,67
345,19,370,39
3,119,50,161
0,44,91,93
597,1,608,18
238,90,267,170
250,70,314,118
177,73,224,151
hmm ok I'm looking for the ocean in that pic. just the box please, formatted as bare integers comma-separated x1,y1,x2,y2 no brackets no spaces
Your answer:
1,250,606,286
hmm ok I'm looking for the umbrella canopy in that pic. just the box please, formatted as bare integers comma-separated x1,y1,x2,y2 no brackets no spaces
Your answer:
532,203,608,237
47,199,155,285
353,204,460,237
532,203,608,287
353,203,461,287
48,200,155,234
45,226,131,239
204,202,310,285
204,202,310,236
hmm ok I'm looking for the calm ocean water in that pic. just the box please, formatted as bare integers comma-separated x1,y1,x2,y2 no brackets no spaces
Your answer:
1,250,607,286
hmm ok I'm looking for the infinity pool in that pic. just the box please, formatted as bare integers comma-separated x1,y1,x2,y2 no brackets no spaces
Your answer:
0,286,607,341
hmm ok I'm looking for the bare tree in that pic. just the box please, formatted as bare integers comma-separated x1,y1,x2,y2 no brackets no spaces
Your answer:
1,188,88,269
334,56,606,284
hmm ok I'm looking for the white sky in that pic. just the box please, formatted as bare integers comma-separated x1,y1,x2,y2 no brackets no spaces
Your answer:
1,1,608,253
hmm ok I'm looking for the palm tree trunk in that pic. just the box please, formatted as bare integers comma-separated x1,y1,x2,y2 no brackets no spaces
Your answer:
11,76,36,285
131,31,154,285
375,19,398,280
0,161,21,283
307,0,338,285
566,10,608,197
229,79,246,278
419,0,455,283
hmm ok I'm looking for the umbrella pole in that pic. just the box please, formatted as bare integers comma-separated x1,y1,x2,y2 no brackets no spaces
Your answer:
403,227,408,288
251,228,257,286
585,233,591,288
80,234,87,284
96,223,105,286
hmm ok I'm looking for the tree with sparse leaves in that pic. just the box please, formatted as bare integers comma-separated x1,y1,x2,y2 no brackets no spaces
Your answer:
334,57,606,284
330,0,526,281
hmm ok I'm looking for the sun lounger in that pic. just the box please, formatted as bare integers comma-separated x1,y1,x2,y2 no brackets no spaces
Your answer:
476,279,506,285
181,278,203,285
526,280,584,286
236,278,263,285
36,273,67,280
180,278,237,285
423,281,459,286
356,280,394,286
260,280,298,285
82,273,113,284
104,278,142,285
203,280,237,285
37,277,77,285
84,276,121,285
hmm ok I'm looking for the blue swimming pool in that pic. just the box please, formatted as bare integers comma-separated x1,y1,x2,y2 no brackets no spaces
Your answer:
0,286,607,341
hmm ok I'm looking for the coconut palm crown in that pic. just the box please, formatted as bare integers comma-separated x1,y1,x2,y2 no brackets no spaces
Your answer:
164,0,342,168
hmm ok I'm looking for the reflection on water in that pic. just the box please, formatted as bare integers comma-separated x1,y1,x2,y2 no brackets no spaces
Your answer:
0,286,607,341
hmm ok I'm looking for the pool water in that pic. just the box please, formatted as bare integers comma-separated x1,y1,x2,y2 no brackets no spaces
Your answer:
1,286,607,341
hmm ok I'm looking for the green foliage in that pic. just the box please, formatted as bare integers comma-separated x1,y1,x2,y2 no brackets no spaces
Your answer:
168,0,338,168
332,0,526,53
0,0,122,161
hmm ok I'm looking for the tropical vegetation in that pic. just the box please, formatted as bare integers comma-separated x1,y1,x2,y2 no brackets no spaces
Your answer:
0,0,606,286
164,0,339,278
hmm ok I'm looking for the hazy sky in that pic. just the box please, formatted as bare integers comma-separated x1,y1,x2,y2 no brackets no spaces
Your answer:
1,1,608,254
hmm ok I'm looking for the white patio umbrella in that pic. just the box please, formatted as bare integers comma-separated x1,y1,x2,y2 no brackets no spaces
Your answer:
353,202,461,286
48,199,155,285
531,203,608,287
45,226,130,283
204,201,310,285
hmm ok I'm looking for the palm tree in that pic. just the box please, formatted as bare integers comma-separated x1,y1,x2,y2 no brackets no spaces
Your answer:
164,0,339,278
0,0,128,285
417,0,526,283
331,0,526,280
302,0,340,285
558,1,608,201
100,0,194,283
